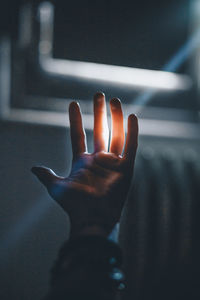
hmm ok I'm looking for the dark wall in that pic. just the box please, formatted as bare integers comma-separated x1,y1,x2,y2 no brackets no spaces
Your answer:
0,121,71,300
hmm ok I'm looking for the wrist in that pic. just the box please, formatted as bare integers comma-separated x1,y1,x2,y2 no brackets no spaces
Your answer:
70,220,112,238
78,224,108,237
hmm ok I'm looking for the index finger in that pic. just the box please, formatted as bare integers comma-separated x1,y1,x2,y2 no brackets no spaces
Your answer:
69,101,87,160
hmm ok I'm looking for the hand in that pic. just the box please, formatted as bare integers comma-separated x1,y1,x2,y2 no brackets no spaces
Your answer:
32,92,138,237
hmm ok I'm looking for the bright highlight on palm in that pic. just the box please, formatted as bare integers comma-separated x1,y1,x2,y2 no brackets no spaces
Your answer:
32,92,138,236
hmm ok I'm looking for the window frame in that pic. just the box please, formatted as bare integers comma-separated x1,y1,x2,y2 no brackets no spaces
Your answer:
0,1,199,129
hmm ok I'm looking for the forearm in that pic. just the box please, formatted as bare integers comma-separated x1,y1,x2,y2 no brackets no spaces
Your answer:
45,231,125,300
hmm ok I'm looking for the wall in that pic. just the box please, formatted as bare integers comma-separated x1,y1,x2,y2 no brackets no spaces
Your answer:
0,121,73,300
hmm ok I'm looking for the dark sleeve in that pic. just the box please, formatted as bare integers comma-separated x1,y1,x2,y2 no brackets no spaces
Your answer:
45,235,125,300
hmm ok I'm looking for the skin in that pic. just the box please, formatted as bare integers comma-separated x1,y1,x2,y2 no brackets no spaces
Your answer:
32,92,138,237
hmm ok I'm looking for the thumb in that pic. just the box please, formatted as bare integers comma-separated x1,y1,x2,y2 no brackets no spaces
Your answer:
31,166,59,189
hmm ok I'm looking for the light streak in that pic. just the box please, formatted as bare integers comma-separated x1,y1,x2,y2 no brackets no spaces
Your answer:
134,29,200,108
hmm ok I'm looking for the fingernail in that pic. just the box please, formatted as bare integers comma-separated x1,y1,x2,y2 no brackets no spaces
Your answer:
110,98,121,106
69,101,80,111
94,92,105,100
129,113,138,119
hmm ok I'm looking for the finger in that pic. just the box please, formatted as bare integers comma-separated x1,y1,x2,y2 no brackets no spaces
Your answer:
109,98,125,155
123,114,138,168
31,166,61,189
93,92,109,152
69,101,87,160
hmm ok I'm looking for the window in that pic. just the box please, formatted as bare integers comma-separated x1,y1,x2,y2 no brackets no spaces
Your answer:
10,0,200,121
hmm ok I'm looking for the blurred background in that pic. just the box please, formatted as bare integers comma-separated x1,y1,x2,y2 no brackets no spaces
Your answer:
0,1,200,299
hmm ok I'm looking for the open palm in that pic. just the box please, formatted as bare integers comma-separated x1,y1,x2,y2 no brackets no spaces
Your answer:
32,92,138,236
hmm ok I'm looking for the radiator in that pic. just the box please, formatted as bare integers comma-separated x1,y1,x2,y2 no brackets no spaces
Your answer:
120,147,200,300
